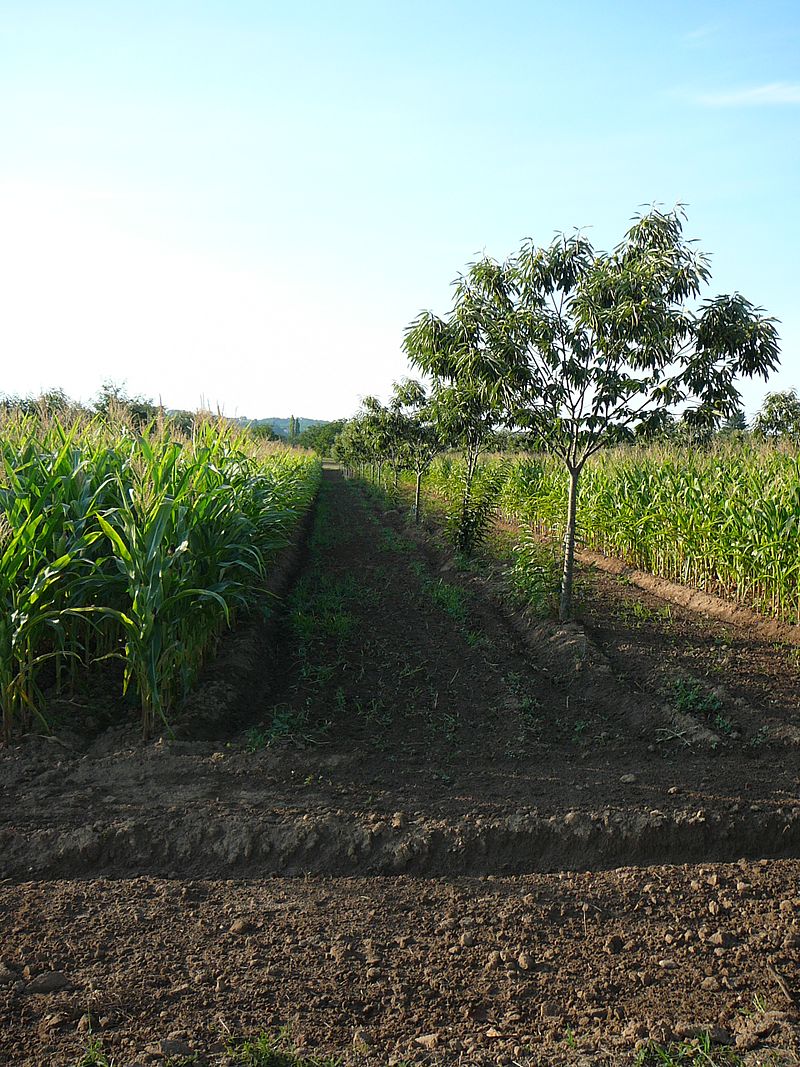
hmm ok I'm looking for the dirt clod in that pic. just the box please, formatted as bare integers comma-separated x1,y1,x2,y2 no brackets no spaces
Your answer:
228,918,253,935
414,1033,440,1049
24,971,71,993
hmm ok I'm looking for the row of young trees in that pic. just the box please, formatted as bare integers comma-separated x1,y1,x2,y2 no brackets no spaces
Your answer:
333,381,450,525
339,206,781,621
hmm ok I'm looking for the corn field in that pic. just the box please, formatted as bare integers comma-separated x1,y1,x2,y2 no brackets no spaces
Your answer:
0,411,320,741
426,443,800,625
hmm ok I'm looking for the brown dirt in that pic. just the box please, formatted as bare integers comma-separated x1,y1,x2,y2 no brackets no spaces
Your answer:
578,548,800,648
1,864,799,1066
2,468,799,1065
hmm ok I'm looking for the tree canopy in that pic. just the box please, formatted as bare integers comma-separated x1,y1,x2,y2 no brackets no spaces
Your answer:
753,390,800,442
404,206,780,618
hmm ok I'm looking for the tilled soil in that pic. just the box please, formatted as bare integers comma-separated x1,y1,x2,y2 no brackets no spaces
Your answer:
2,866,799,1066
2,468,800,1065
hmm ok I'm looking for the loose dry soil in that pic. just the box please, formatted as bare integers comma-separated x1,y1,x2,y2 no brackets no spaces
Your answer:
1,468,799,1066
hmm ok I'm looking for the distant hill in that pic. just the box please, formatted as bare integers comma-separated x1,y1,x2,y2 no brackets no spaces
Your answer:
240,416,329,438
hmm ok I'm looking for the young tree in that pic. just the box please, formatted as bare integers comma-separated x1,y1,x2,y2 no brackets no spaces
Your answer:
94,380,157,428
332,417,372,476
753,390,800,442
390,379,446,522
358,394,425,492
410,207,780,618
404,287,508,551
717,407,748,439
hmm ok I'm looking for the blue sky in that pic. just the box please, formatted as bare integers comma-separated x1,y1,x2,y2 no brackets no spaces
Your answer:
1,0,797,419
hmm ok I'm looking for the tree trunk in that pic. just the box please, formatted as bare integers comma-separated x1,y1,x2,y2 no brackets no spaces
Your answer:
457,448,479,554
463,449,477,514
559,463,581,622
414,470,422,523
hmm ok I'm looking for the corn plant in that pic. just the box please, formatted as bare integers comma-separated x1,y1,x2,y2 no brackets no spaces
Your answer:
427,439,800,625
0,410,320,741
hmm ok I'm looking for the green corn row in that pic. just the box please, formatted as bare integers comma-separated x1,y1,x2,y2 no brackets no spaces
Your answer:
426,441,800,625
0,410,320,740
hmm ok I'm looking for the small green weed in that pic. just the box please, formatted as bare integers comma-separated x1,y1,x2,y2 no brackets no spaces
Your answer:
572,718,590,743
752,991,769,1013
75,1038,112,1067
631,601,653,623
246,701,329,748
740,991,771,1017
225,1030,341,1067
465,628,488,648
425,578,469,621
713,713,733,736
634,1031,746,1066
745,724,770,750
378,525,416,555
408,558,427,581
290,607,357,644
670,679,722,717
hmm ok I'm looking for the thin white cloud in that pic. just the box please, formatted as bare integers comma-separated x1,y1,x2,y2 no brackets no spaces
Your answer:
696,82,800,106
683,24,719,44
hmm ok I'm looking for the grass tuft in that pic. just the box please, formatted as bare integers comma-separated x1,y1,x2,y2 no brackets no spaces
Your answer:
634,1033,747,1066
225,1030,341,1067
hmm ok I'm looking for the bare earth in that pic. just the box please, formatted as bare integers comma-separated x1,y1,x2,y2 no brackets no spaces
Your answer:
1,470,799,1065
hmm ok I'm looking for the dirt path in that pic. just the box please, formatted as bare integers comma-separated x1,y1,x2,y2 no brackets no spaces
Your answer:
1,469,799,1065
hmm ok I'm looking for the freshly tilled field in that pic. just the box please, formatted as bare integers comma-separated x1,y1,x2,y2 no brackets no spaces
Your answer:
1,865,799,1066
2,470,799,1065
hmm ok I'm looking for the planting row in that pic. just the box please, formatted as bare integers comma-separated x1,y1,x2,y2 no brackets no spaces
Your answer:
0,412,320,740
422,443,800,624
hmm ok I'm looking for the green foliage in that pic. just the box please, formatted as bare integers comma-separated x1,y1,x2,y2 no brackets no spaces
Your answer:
753,389,800,442
295,419,347,455
75,1038,113,1067
225,1031,340,1067
474,440,800,624
429,460,505,555
333,382,446,521
510,529,561,614
404,205,780,620
249,417,328,439
0,409,320,740
670,680,722,717
245,704,318,749
447,470,502,554
634,1032,747,1066
0,388,82,419
248,423,282,442
423,577,470,621
93,379,158,427
718,408,748,436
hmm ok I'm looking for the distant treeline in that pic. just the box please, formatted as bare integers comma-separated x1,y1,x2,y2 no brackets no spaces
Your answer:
0,383,351,449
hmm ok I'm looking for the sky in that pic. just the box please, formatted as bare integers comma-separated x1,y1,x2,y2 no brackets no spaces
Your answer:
0,0,798,421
